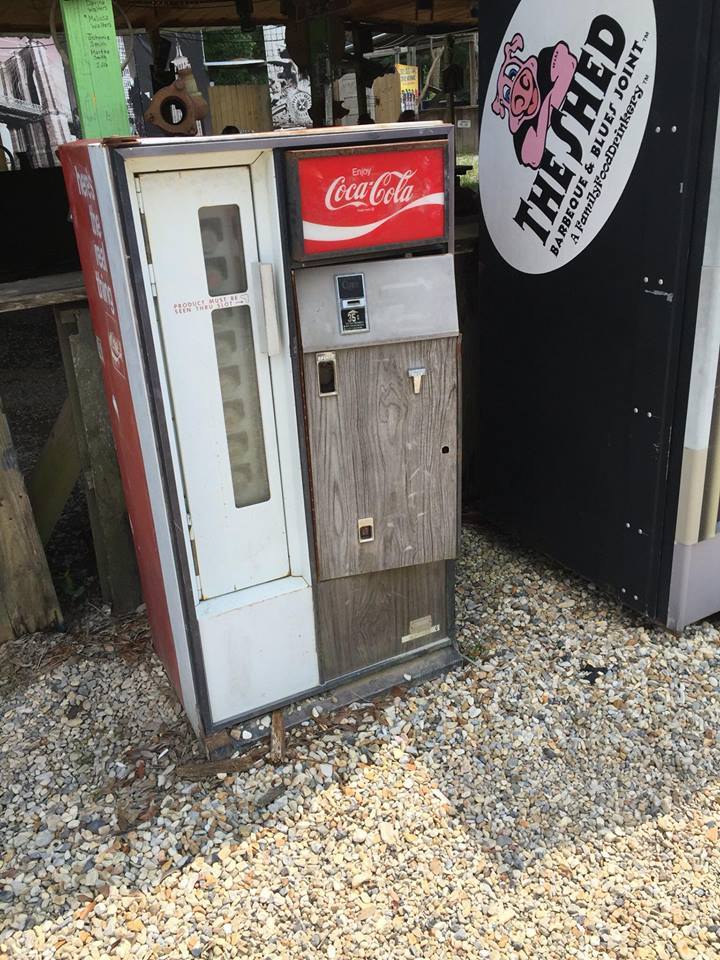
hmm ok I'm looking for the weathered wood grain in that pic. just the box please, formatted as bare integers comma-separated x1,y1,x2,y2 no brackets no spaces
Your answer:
27,397,81,544
177,744,268,781
372,71,402,123
270,710,286,761
0,272,85,314
304,338,458,582
317,561,449,682
0,396,62,642
208,84,272,133
57,306,141,614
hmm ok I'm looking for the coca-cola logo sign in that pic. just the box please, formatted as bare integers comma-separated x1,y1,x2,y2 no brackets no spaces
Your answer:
291,143,447,258
324,169,416,211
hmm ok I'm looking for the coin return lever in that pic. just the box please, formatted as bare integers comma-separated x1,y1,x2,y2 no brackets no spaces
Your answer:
358,518,374,543
317,352,337,396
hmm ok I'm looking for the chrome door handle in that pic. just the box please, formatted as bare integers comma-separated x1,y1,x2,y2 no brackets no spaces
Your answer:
252,262,281,356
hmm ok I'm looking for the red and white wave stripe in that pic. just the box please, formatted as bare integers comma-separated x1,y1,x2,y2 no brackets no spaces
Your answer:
302,192,445,243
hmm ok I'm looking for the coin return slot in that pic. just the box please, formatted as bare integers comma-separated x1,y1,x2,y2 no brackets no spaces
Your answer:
317,353,337,396
358,518,374,543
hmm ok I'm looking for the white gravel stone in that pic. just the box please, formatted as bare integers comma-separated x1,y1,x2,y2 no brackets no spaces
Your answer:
0,527,719,960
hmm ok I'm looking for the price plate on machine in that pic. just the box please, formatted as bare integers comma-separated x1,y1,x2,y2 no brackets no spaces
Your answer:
336,273,369,335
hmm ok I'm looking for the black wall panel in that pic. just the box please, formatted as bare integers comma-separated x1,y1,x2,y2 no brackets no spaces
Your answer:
469,0,718,617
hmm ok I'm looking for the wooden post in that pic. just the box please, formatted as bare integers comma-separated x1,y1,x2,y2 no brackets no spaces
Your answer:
55,305,141,613
445,36,456,126
0,396,62,643
269,710,286,762
308,17,330,128
352,26,368,119
469,34,479,108
43,3,139,613
58,0,131,138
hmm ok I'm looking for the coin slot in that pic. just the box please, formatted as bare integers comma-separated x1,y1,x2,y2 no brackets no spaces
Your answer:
336,272,369,334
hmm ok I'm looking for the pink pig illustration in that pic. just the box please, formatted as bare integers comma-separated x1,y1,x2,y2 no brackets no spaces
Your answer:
491,33,578,169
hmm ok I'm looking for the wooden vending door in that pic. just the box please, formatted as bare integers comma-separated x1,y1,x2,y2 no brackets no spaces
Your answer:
304,337,458,582
138,168,289,600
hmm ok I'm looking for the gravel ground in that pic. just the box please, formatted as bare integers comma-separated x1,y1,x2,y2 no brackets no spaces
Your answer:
1,525,719,960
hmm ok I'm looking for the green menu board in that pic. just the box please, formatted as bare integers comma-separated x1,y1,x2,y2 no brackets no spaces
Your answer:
60,0,131,138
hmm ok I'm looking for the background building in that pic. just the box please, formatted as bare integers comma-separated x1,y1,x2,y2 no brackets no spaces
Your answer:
0,37,74,168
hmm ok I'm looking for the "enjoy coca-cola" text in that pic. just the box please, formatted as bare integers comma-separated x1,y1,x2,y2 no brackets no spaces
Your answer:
324,169,416,211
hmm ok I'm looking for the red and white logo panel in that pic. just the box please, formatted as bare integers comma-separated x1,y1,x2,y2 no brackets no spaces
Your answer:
295,144,447,255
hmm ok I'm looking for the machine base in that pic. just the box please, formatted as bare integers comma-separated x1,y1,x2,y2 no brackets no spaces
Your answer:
203,642,462,758
667,533,720,630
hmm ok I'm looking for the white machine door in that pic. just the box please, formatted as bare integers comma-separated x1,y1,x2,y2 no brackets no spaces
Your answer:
138,167,289,599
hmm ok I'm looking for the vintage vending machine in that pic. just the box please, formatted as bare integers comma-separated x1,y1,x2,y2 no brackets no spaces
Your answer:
58,123,460,742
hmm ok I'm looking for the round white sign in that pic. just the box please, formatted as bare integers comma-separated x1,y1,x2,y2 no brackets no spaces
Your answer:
479,0,656,274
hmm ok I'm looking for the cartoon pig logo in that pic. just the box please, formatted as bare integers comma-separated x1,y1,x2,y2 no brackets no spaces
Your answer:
492,33,578,169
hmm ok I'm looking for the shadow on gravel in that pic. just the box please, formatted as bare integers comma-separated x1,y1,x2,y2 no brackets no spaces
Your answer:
426,526,720,879
0,524,717,939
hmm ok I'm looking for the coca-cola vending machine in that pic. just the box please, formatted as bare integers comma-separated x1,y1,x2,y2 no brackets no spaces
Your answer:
59,123,460,744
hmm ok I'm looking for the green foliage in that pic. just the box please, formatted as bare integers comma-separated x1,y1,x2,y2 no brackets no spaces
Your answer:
203,28,266,86
457,154,479,192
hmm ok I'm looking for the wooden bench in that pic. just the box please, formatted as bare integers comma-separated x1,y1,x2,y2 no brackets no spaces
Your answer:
0,273,139,643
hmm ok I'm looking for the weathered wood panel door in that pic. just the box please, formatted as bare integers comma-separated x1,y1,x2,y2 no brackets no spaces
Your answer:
304,337,458,582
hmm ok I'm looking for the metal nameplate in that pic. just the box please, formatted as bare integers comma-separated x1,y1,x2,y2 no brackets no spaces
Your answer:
401,615,441,644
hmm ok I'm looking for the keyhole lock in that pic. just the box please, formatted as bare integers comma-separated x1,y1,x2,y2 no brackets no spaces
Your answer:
408,367,426,394
357,517,374,543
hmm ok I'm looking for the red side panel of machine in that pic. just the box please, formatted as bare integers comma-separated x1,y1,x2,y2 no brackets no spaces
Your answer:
59,140,182,696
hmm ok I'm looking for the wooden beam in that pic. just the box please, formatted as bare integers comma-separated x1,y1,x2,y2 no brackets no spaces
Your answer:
177,744,269,781
59,0,131,139
0,273,86,315
0,396,62,643
0,0,474,35
56,306,141,614
27,398,81,545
